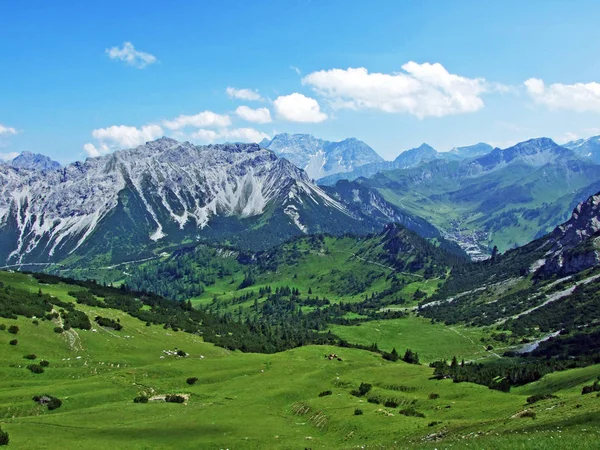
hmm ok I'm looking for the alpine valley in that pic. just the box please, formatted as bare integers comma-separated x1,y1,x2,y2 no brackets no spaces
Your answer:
2,134,600,450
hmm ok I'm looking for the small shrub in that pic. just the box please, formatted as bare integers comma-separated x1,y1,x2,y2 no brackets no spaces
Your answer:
24,354,37,360
8,325,19,335
582,381,600,395
33,394,62,411
27,364,44,374
526,393,557,404
520,411,537,419
428,421,442,427
176,350,187,357
428,393,440,400
318,390,332,397
186,377,199,385
351,382,372,397
367,396,381,404
354,408,363,415
54,327,64,334
399,407,425,418
94,316,123,331
47,397,62,411
39,360,50,367
133,395,149,403
32,319,39,326
0,427,8,446
9,339,17,346
384,399,400,408
165,394,185,403
0,324,6,331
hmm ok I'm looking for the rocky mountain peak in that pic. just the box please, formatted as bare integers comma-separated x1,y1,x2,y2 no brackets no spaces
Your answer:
261,133,382,180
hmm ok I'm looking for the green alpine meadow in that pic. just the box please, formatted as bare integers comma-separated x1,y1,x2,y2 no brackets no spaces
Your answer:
2,2,600,449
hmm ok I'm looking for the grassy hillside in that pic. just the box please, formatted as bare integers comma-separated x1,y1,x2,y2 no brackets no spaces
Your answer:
1,271,600,449
124,226,465,311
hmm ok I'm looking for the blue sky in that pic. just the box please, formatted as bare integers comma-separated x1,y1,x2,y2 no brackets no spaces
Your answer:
1,0,600,163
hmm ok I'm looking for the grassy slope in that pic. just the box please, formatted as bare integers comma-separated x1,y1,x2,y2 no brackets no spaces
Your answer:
1,272,600,449
329,315,490,363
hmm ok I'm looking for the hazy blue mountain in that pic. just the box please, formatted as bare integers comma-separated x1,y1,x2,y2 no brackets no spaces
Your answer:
319,142,494,185
393,143,439,168
563,135,600,163
444,142,494,160
260,133,383,180
10,151,61,171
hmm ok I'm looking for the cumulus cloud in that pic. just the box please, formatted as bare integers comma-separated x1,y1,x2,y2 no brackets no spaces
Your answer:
83,142,110,158
0,124,18,136
235,106,272,124
226,87,263,101
163,111,231,130
191,127,270,143
302,62,489,118
525,78,600,113
556,131,580,144
0,151,19,161
84,124,163,156
106,42,158,69
273,93,328,123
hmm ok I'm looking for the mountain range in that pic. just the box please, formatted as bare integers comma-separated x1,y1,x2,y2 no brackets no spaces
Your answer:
0,137,433,267
350,137,600,258
4,133,600,267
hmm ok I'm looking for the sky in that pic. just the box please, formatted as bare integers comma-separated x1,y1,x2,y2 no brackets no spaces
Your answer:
1,0,600,163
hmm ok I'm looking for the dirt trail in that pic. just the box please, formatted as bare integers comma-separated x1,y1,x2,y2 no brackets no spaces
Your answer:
51,308,84,352
449,326,501,359
335,250,426,278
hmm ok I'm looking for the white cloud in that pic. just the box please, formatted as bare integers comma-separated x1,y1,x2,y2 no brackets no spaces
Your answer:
191,127,270,143
302,62,488,118
84,124,163,156
92,124,163,148
0,151,19,161
163,111,231,130
226,87,263,101
273,93,328,123
106,42,158,69
525,78,600,113
223,127,270,142
190,129,220,142
0,124,18,136
235,106,272,124
556,131,580,144
83,142,110,157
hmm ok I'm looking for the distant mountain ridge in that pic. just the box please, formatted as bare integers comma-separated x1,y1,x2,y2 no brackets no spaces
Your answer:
8,151,61,171
259,133,384,180
563,134,600,163
319,142,494,185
